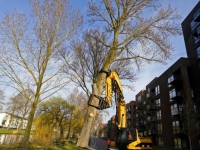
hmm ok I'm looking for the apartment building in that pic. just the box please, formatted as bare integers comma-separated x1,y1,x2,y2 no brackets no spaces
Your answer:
107,101,136,140
126,101,136,129
135,2,200,149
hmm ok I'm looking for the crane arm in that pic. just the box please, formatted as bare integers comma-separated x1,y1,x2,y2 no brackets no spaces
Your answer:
88,70,126,129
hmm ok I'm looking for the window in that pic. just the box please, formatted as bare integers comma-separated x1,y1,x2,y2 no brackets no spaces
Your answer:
194,8,200,21
169,88,176,99
172,121,180,134
137,95,141,102
157,124,162,134
193,26,200,43
144,111,146,115
171,104,178,115
147,116,151,121
168,75,174,84
194,34,200,43
191,90,194,97
190,20,199,30
158,137,163,146
155,85,160,95
174,138,181,149
127,113,131,119
197,46,200,58
157,110,162,120
155,99,161,107
146,88,151,98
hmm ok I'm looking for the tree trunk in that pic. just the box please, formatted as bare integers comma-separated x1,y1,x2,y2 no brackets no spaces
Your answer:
76,44,116,148
18,115,25,130
60,127,64,139
66,120,72,139
76,83,100,148
22,101,37,146
7,117,12,130
76,106,97,148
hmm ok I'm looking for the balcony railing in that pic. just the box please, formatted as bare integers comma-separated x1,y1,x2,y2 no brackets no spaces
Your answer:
194,8,200,22
146,92,155,99
147,104,156,110
127,115,131,119
136,103,142,110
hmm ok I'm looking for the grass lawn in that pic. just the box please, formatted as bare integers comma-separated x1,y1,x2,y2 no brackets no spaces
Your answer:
0,143,89,150
0,128,34,134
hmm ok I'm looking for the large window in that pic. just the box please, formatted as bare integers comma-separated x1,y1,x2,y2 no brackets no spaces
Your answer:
155,85,160,95
157,110,162,120
158,137,163,146
174,138,181,149
155,99,161,107
157,124,162,134
172,121,180,134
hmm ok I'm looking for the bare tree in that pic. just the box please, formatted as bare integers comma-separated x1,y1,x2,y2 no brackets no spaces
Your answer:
7,90,32,130
75,0,181,147
0,90,5,112
66,88,89,115
0,0,82,146
181,89,200,150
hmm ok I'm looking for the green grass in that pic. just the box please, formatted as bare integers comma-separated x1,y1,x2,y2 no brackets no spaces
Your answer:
0,141,89,150
0,128,34,134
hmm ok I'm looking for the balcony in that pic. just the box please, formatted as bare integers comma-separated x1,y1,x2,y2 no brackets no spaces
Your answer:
173,127,181,134
171,107,182,116
169,90,182,102
194,8,200,22
146,92,155,99
157,130,162,134
136,120,144,127
146,110,152,115
148,129,156,135
127,115,131,120
147,104,156,110
146,116,156,124
168,75,182,86
127,107,131,112
136,103,142,110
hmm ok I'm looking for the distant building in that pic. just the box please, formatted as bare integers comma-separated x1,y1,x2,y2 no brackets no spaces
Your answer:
0,112,28,129
107,115,117,140
98,123,107,138
107,101,136,140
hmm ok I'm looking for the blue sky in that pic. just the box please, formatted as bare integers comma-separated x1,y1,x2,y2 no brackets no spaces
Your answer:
0,0,199,122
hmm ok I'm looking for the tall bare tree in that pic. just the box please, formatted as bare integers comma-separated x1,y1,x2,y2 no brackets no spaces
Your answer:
75,0,182,147
0,0,82,146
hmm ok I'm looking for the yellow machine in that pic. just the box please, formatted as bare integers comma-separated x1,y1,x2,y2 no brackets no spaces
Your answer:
88,70,152,150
